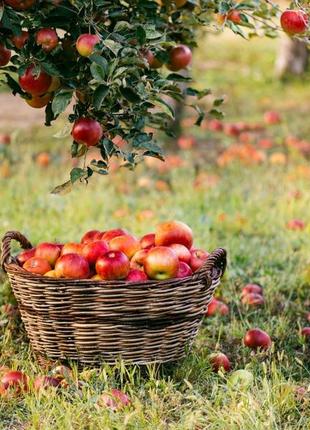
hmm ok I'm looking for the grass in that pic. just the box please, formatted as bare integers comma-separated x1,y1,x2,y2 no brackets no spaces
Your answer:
0,33,310,429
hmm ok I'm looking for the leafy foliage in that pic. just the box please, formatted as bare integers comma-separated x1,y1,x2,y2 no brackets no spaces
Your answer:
0,0,295,188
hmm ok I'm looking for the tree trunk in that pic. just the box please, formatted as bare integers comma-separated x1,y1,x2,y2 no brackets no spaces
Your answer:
275,36,309,78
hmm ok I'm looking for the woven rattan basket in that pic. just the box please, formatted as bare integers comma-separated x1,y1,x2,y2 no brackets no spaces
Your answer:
1,231,227,366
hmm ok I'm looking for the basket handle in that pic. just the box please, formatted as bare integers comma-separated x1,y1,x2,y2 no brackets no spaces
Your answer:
193,248,227,284
1,231,33,272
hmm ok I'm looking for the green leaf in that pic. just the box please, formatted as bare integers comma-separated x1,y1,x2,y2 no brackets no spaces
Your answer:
93,85,109,110
90,62,106,82
70,167,86,183
102,39,122,56
120,87,141,103
51,180,72,195
52,90,72,116
136,26,146,45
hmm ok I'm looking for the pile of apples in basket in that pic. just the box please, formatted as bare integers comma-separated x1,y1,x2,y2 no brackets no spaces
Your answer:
18,221,210,281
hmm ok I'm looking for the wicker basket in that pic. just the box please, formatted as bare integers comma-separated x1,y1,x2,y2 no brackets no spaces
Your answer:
1,231,227,366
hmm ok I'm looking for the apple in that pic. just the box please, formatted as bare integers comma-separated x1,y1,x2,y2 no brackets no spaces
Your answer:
50,365,72,380
23,257,51,275
177,136,195,150
167,45,192,71
76,34,100,57
143,49,163,69
82,240,109,266
71,118,103,147
55,253,90,279
126,269,148,282
205,298,229,317
144,246,179,280
61,243,84,256
1,371,28,394
36,152,51,167
140,233,155,249
81,230,102,244
26,93,51,109
34,376,62,391
209,353,231,372
101,228,128,243
244,328,272,350
17,247,36,265
241,283,263,297
301,327,310,339
110,235,140,259
96,251,130,280
208,119,223,132
0,44,11,67
280,10,308,35
264,111,281,125
155,220,193,249
227,10,242,24
19,64,52,96
11,31,29,49
36,28,59,52
0,134,11,145
258,138,273,149
35,243,61,267
130,249,149,270
45,270,58,277
228,369,253,389
176,261,192,278
48,76,61,92
190,248,209,272
224,123,241,137
4,0,36,10
287,219,305,231
110,388,130,407
241,293,265,306
168,243,191,263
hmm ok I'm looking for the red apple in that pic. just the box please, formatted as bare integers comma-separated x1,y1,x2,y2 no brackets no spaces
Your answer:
71,118,103,147
96,251,130,280
301,327,310,339
241,293,265,306
140,233,155,249
227,10,242,24
34,376,62,391
82,240,109,266
176,261,193,278
23,257,51,275
61,243,84,256
36,28,59,52
4,0,36,10
205,298,229,317
76,34,100,57
110,235,140,259
110,388,130,407
35,243,61,267
287,219,306,231
244,328,272,350
0,43,11,67
209,353,231,372
177,136,195,150
55,253,90,279
16,247,36,265
81,230,102,244
11,31,29,49
224,123,241,137
144,246,179,280
126,269,148,282
168,243,191,264
130,249,149,270
241,283,263,297
0,134,11,145
1,371,28,394
208,119,223,132
167,45,192,71
264,111,281,125
190,248,209,272
280,10,308,35
143,49,162,69
101,228,128,243
155,220,193,249
19,64,52,96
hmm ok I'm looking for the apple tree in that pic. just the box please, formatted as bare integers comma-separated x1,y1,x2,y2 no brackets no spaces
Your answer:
0,0,308,190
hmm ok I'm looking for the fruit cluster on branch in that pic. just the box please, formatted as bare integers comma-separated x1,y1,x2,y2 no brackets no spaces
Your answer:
0,0,308,189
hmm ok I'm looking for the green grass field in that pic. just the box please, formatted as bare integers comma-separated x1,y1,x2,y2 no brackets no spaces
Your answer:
0,33,310,429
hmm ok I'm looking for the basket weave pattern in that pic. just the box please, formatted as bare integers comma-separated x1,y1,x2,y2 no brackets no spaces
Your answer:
1,231,227,365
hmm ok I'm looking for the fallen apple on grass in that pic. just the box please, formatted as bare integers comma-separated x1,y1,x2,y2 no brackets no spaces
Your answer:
205,298,229,317
244,328,272,350
209,353,231,372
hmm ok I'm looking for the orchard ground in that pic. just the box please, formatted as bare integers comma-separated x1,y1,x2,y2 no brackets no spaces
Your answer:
0,33,310,429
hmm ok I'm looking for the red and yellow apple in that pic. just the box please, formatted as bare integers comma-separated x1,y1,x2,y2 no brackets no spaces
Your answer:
96,251,130,280
76,34,100,57
35,243,61,267
110,234,140,259
144,246,179,280
55,253,90,279
82,240,109,266
23,257,51,275
155,220,193,249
